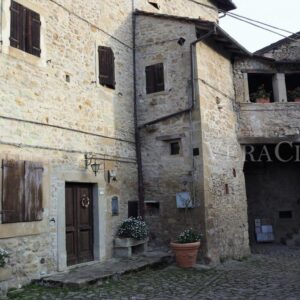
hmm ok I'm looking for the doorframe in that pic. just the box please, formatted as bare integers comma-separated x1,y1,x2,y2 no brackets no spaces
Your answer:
56,172,106,272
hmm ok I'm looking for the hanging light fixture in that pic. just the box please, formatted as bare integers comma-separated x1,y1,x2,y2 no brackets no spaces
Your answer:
85,154,103,176
90,161,101,176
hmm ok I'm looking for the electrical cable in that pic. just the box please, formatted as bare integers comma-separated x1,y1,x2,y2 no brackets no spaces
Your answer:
224,14,300,43
224,11,300,39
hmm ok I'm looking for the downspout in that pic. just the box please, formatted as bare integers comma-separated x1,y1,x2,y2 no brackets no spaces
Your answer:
139,26,217,129
0,0,3,49
132,2,145,217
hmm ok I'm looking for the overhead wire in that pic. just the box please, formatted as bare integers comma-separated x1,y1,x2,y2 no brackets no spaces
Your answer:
224,11,300,39
222,13,300,43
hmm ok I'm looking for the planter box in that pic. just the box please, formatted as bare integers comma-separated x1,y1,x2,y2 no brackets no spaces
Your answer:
114,238,149,258
0,268,12,282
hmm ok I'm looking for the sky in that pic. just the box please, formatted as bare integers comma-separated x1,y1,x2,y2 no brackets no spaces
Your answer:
219,0,300,53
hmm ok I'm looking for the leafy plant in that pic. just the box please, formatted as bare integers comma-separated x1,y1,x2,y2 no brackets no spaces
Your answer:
176,228,202,244
250,84,271,102
0,249,9,268
287,87,300,101
117,217,149,240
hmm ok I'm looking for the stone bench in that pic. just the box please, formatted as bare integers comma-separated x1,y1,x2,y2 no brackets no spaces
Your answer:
114,238,148,258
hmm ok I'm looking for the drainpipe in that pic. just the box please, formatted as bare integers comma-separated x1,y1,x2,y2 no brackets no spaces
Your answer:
139,26,217,129
132,2,145,217
0,0,3,49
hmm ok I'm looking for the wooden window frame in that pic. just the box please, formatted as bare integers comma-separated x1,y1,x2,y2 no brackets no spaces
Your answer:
9,0,41,57
145,63,165,94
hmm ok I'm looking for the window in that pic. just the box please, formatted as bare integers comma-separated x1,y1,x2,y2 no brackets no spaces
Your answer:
248,73,274,103
285,73,300,102
193,148,200,156
10,0,41,57
98,46,115,89
170,141,180,155
1,160,43,224
146,63,165,94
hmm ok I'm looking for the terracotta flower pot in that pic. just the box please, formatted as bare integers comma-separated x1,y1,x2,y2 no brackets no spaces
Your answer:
170,241,200,268
255,98,270,104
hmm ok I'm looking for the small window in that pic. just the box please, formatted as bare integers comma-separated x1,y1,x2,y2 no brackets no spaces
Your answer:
170,141,180,155
193,148,200,156
10,1,41,57
279,211,292,219
98,46,115,89
248,73,274,103
146,63,165,94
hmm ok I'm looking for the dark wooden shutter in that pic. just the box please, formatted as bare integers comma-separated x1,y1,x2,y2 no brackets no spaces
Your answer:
10,1,23,49
10,1,41,57
24,162,43,222
146,65,155,94
98,46,115,89
1,160,25,224
146,63,165,94
155,63,165,91
30,10,41,57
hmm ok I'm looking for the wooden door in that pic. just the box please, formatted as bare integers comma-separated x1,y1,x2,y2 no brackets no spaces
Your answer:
65,183,94,266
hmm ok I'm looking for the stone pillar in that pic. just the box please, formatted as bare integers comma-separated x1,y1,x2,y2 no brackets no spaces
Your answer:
273,73,287,102
243,73,250,102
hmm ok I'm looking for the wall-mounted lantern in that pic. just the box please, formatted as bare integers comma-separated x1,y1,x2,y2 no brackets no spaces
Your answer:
85,154,103,176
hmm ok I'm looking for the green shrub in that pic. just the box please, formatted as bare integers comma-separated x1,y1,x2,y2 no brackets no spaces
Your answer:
176,229,202,244
117,217,149,240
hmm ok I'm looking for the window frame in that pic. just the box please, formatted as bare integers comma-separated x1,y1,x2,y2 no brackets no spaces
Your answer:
9,0,41,57
145,62,165,94
98,46,116,90
1,0,46,66
170,140,181,156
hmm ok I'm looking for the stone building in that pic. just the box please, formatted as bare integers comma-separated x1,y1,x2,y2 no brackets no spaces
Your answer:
135,11,250,263
234,32,300,245
0,0,138,292
1,0,299,294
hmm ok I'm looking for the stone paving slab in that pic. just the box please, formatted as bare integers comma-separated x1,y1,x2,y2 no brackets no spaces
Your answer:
38,252,173,288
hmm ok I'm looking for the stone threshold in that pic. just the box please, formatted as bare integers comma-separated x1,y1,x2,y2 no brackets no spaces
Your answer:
35,252,173,288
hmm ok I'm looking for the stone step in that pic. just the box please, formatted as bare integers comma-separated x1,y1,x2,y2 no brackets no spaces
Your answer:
35,252,173,288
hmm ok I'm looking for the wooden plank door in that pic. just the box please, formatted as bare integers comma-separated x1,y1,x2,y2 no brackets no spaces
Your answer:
65,183,94,266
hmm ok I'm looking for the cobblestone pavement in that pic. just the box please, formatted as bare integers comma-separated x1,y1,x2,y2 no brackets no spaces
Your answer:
6,245,300,300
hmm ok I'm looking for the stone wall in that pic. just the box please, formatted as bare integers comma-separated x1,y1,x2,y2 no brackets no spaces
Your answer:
258,36,300,61
136,15,204,246
136,0,218,21
136,11,250,262
196,40,250,262
0,0,138,294
234,57,300,142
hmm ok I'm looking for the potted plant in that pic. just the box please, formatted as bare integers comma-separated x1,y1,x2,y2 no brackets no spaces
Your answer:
288,87,300,102
114,217,149,257
170,228,202,268
250,84,271,103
